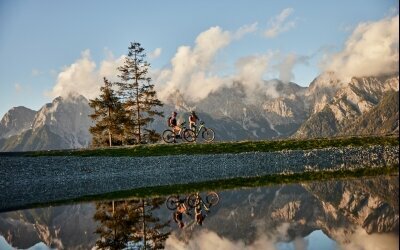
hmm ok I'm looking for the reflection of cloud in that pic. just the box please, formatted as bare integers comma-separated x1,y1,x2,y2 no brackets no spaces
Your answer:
165,223,293,250
339,228,399,250
264,8,296,38
165,230,276,250
323,15,399,81
165,224,399,250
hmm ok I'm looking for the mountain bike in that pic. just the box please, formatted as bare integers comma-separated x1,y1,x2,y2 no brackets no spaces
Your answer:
165,195,190,210
162,122,193,143
187,192,219,211
184,121,215,142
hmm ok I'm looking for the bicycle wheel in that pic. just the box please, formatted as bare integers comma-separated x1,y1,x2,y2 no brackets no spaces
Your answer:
187,193,200,208
206,192,219,206
202,128,215,142
162,130,175,143
183,129,196,142
166,196,179,210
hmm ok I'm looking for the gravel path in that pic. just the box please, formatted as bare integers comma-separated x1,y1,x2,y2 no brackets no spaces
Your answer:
0,145,398,211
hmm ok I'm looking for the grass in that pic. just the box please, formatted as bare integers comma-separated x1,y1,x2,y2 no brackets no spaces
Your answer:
10,135,399,157
6,164,398,212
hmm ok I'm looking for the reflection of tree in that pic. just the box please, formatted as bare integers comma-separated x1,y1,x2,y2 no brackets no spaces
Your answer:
94,198,171,249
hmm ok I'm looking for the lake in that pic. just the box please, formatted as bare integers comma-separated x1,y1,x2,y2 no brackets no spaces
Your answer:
0,175,398,250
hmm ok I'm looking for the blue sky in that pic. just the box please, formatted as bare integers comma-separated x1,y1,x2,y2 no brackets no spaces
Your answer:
0,0,398,116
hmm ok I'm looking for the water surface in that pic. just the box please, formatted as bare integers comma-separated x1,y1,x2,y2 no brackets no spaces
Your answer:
0,175,398,249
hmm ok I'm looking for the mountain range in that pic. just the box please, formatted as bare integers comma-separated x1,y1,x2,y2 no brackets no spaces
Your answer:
0,72,398,151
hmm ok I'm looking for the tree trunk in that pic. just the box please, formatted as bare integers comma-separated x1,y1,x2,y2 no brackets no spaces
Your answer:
108,107,112,147
135,53,141,144
142,199,146,249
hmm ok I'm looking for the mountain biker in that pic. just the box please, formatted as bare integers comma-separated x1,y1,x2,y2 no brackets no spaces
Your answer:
188,111,200,131
168,111,182,140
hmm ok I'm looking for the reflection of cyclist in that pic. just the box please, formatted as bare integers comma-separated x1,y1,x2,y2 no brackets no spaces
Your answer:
173,210,184,228
173,200,188,229
195,205,205,226
189,111,200,131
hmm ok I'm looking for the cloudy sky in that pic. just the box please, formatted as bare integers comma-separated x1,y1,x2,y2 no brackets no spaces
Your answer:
0,0,398,116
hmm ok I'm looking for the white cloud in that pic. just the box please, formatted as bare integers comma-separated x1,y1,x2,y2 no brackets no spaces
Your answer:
323,15,399,81
155,23,270,103
156,26,232,102
14,83,22,93
149,48,162,59
32,69,41,76
264,8,296,38
47,49,124,99
48,22,304,104
277,54,309,84
234,52,274,92
233,22,258,39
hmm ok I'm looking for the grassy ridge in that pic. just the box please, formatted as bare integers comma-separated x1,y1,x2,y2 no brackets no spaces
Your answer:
20,135,398,157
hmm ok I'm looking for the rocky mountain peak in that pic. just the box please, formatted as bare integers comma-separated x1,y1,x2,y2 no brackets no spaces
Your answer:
31,94,93,148
305,72,344,114
294,73,399,138
0,106,36,138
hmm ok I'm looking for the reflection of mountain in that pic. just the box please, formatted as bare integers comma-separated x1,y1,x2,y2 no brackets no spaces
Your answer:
0,205,97,249
176,176,399,245
0,176,398,249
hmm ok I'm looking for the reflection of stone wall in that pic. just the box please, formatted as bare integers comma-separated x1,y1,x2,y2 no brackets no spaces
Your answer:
1,145,398,212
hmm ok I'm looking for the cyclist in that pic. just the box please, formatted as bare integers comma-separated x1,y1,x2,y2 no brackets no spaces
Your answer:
168,111,181,140
188,111,200,131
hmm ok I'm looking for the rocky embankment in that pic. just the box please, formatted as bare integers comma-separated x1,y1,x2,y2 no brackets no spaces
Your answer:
0,145,398,211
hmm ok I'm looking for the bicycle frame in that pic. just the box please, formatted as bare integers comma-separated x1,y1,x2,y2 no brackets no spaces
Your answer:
193,123,206,137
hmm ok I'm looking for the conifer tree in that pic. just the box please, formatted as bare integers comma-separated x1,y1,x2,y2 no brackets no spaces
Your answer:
117,42,163,144
89,77,124,147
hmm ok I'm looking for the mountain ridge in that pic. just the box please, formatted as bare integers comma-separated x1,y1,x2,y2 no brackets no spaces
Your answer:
0,72,398,151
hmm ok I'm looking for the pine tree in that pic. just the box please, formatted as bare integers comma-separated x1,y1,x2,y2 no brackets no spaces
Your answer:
89,77,124,147
117,42,163,144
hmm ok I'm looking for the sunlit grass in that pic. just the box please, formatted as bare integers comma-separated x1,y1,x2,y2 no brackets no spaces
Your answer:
20,135,399,157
